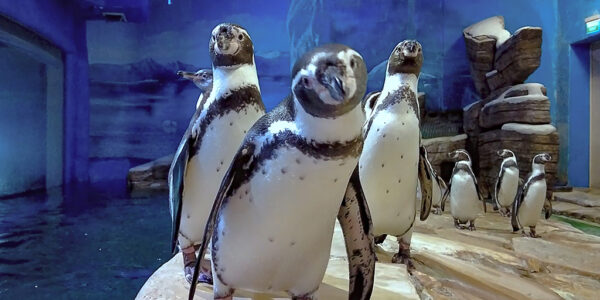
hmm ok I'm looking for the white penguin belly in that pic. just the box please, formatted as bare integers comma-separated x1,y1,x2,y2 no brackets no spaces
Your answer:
178,106,262,248
359,110,419,236
498,168,519,208
213,147,357,294
518,180,546,227
450,172,480,222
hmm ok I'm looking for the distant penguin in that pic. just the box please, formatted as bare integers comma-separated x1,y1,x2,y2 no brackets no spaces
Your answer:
442,149,485,230
177,69,213,109
494,149,519,217
188,44,375,300
359,40,433,267
168,23,265,284
511,153,552,237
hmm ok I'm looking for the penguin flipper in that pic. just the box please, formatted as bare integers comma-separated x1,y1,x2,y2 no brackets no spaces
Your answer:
168,108,203,254
441,175,452,212
511,184,524,232
338,166,375,300
494,167,505,208
418,145,434,220
168,138,188,254
188,142,255,300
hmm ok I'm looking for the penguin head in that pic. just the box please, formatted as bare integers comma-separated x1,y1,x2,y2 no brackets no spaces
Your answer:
448,149,471,163
177,69,213,91
361,91,381,119
533,153,552,165
387,40,423,77
291,44,367,118
209,23,254,68
496,149,516,159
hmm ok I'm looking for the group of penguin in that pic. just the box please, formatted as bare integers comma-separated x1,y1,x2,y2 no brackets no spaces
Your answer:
166,23,553,300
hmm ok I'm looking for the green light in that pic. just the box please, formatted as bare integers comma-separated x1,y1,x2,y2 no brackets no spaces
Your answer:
587,18,600,34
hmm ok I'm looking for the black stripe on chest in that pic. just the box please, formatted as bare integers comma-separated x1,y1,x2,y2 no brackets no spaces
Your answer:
190,86,264,157
502,159,518,170
227,131,363,197
364,85,417,136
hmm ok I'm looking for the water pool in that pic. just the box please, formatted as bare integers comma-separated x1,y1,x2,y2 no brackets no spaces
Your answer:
0,183,172,299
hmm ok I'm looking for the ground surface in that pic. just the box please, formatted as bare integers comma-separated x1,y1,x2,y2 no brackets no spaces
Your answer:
137,208,600,300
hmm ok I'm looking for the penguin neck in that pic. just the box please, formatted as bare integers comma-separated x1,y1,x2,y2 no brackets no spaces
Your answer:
382,73,418,96
531,162,545,174
293,97,364,144
210,61,260,102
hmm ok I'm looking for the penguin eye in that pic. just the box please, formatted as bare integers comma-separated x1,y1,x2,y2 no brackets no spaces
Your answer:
350,59,356,69
212,35,216,41
238,34,244,41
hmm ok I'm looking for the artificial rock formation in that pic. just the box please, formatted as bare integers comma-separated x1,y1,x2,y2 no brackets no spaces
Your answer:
127,154,172,196
463,16,542,99
462,17,557,197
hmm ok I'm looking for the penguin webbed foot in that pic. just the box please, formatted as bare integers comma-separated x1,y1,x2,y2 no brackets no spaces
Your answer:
468,220,476,231
498,207,511,217
529,226,541,238
183,251,213,285
392,240,414,270
432,206,442,215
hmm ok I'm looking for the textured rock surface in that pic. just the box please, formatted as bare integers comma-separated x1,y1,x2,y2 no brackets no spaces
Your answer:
478,126,559,197
423,134,467,176
127,154,172,196
479,83,551,129
137,212,600,300
463,16,542,98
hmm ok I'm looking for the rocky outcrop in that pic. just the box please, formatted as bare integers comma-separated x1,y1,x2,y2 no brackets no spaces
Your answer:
127,154,172,196
479,83,551,129
463,16,542,99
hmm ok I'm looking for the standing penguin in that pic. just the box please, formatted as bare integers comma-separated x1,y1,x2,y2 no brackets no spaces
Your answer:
189,44,375,300
442,149,485,230
177,69,213,109
359,40,433,267
168,23,265,284
511,153,552,237
494,149,519,217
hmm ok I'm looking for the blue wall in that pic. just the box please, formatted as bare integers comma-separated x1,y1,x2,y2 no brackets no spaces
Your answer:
557,0,600,187
0,0,90,184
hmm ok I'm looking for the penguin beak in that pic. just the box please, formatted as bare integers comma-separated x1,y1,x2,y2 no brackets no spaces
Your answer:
543,154,552,162
177,71,196,80
320,66,346,102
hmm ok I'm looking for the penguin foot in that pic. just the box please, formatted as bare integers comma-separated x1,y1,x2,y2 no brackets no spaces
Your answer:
183,251,213,285
391,253,414,270
498,208,511,217
433,207,442,215
374,234,387,245
468,221,476,231
529,226,540,238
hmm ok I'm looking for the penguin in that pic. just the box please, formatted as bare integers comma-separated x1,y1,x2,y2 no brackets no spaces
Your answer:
168,23,265,284
431,171,448,215
494,149,519,217
188,44,375,300
177,69,213,109
358,40,433,267
511,153,552,238
441,149,485,230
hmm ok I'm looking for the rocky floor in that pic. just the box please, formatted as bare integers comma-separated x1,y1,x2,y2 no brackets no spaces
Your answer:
553,189,600,224
137,210,600,300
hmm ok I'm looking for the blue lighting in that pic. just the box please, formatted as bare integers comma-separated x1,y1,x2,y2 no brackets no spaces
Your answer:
168,0,171,5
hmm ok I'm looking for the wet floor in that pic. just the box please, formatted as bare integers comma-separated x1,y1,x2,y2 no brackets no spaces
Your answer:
0,182,172,299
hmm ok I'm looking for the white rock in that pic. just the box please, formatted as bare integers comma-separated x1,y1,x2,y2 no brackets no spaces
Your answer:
464,16,511,47
501,123,557,135
483,83,548,109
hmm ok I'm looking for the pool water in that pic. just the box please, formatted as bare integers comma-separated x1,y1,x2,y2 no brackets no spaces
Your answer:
551,215,600,237
0,182,172,299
